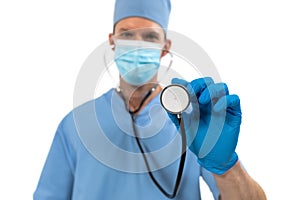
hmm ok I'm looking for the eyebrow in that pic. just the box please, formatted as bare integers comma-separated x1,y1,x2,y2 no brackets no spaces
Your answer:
145,30,160,35
118,28,130,32
116,27,161,33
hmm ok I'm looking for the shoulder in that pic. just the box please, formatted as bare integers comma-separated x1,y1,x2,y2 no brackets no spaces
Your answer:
58,89,115,135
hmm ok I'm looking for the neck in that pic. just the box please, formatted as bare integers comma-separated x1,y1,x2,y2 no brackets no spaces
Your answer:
118,79,161,114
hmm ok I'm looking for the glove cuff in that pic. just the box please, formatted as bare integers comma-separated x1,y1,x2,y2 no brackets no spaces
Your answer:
197,152,239,175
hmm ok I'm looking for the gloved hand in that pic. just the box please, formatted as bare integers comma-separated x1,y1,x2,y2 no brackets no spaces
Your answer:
168,77,242,175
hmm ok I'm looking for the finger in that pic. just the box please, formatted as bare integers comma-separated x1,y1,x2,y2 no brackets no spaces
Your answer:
199,83,229,104
189,77,214,96
213,94,241,115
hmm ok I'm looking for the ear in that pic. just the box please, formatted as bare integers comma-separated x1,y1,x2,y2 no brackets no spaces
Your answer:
108,33,115,50
161,39,172,58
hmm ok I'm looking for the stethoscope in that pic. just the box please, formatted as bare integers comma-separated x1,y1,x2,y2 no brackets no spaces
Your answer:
120,84,190,199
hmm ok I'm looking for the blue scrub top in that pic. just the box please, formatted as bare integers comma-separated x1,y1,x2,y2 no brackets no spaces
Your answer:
34,89,220,199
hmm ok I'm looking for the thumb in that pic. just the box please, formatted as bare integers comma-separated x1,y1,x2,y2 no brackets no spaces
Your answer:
171,78,189,86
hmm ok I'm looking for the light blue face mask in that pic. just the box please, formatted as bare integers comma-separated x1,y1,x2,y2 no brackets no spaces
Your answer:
114,39,163,86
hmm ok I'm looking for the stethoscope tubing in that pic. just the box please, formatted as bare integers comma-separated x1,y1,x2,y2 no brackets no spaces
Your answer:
131,113,187,199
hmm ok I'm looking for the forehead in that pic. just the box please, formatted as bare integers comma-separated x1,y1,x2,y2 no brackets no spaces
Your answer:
114,17,164,35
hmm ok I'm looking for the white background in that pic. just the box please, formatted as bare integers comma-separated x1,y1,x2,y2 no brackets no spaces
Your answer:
1,0,299,199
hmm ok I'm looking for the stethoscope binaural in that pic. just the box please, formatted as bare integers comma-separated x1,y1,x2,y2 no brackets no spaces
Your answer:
122,84,190,199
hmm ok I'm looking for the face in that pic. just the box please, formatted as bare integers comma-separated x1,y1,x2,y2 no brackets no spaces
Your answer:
109,17,172,87
109,17,171,57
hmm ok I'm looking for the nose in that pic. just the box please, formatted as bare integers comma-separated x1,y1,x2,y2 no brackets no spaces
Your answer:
134,34,143,41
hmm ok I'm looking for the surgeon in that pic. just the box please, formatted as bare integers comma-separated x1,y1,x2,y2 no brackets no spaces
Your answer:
33,0,266,199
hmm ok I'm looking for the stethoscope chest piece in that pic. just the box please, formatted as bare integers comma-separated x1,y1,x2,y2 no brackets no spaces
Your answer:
160,84,190,115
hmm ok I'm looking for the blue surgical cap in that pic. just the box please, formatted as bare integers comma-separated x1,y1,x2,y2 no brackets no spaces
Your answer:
113,0,171,29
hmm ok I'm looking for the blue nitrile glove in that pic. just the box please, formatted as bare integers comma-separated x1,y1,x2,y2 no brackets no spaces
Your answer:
168,77,242,175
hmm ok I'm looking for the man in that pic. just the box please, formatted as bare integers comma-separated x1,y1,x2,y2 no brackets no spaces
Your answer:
34,0,266,199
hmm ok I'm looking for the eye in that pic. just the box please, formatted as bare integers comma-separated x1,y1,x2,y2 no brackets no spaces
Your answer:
118,31,135,39
143,32,161,43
